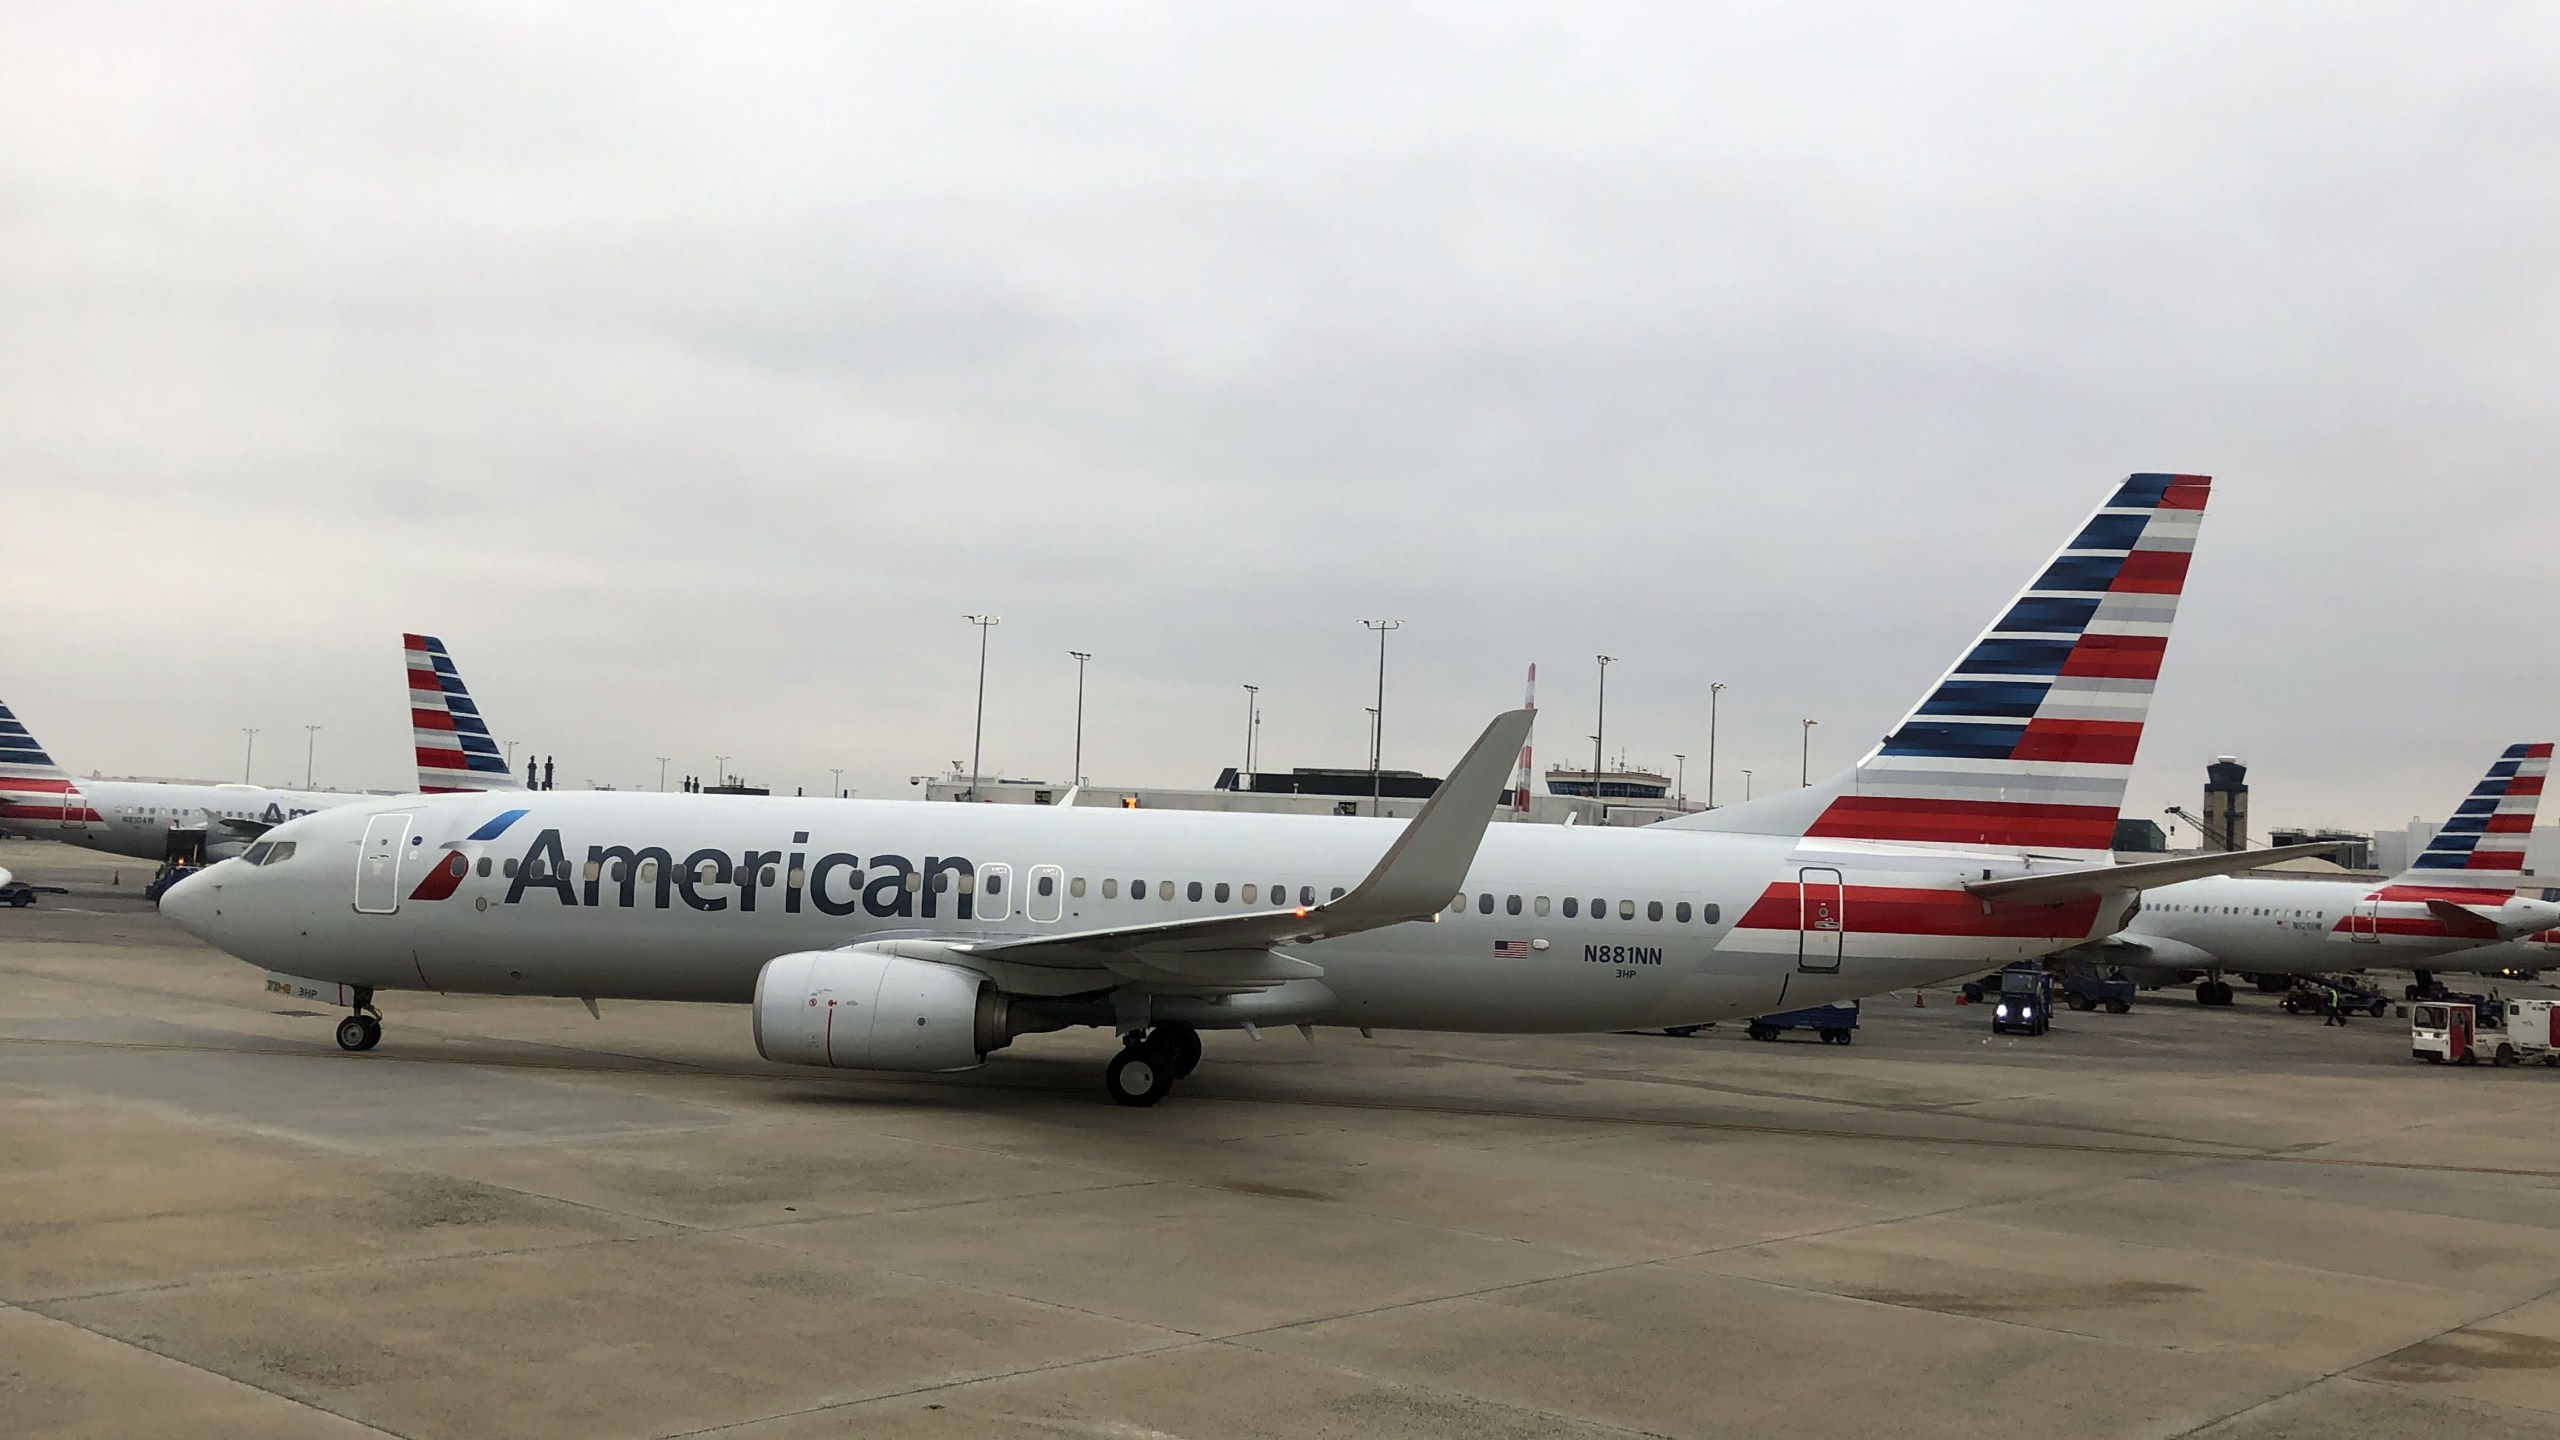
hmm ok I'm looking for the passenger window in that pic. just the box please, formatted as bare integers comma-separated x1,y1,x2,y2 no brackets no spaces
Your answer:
1035,873,1053,896
1214,882,1230,903
1618,899,1636,920
1330,887,1346,901
1506,894,1522,916
1241,883,1257,903
1590,897,1605,919
1533,895,1550,917
1563,897,1579,918
1448,894,1465,912
1300,885,1316,906
1700,903,1720,924
986,872,1004,896
1156,880,1173,900
477,856,492,878
639,859,657,882
1103,878,1120,899
788,867,805,888
1275,884,1291,907
504,858,519,877
762,866,778,887
1069,877,1086,898
610,861,627,883
584,861,602,883
1478,893,1494,914
1647,900,1664,922
1131,879,1145,897
1676,901,1691,922
1188,880,1204,902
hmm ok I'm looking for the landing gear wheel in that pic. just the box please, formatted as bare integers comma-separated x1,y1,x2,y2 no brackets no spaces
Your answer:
1105,1044,1175,1107
2196,980,2234,1007
335,1015,381,1052
1153,1023,1203,1080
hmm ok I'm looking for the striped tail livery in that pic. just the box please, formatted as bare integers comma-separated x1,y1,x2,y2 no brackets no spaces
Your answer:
2401,743,2550,883
406,635,522,794
0,699,98,825
1664,472,2206,855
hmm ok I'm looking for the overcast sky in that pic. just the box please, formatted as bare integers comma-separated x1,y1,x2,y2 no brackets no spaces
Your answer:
3,2,2554,836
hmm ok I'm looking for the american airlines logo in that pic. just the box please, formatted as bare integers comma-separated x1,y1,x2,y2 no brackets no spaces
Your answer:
413,821,982,921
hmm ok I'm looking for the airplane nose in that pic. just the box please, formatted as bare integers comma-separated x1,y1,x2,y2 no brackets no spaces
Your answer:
156,865,222,936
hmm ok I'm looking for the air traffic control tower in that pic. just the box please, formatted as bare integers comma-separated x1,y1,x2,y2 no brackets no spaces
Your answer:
2203,757,2249,851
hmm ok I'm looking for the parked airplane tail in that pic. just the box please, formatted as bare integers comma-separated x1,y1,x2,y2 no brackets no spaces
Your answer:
405,635,522,794
0,699,96,822
1659,473,2209,856
2390,743,2551,888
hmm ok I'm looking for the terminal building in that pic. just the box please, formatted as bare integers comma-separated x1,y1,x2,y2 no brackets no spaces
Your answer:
921,760,1704,826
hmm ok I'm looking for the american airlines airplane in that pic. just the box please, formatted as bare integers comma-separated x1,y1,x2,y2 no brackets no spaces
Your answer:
0,634,517,861
161,474,2317,1106
2075,745,2560,1004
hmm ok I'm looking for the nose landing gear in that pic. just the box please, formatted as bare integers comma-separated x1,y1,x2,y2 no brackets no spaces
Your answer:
334,987,383,1051
1103,1021,1202,1107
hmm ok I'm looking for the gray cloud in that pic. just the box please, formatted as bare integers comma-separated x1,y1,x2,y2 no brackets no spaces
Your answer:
3,2,2555,835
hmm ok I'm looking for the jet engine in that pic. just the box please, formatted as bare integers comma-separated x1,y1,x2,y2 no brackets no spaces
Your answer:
752,947,1012,1072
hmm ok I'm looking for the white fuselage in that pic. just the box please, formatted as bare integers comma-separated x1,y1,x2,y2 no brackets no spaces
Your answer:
163,790,2137,1035
5,779,359,861
2111,872,2560,980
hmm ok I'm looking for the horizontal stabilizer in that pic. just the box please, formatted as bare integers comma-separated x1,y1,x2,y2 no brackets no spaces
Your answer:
2422,897,2511,941
1965,841,2347,904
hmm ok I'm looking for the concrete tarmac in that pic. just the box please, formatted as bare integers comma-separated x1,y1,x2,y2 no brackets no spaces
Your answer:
3,836,2557,1439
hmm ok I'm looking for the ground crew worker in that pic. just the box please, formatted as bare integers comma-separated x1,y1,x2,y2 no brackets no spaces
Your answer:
2323,983,2346,1026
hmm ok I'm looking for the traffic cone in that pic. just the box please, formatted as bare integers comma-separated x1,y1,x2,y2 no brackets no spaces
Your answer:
112,871,120,886
1913,991,1926,1007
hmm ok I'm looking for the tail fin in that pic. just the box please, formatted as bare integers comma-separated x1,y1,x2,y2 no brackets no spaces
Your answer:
0,698,95,822
2394,743,2551,886
1659,473,2209,855
405,634,522,794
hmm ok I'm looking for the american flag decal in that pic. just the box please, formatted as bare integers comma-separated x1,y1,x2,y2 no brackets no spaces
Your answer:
1492,939,1529,959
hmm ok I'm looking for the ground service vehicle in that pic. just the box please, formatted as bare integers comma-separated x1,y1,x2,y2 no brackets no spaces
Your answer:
1745,1001,1859,1044
1991,964,2053,1035
2064,958,2134,1013
2409,1000,2548,1065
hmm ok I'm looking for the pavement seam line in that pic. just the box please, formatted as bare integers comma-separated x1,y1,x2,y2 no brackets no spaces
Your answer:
0,1295,417,1439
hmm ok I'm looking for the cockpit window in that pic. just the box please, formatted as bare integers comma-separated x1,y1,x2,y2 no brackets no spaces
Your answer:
242,842,273,865
261,841,297,865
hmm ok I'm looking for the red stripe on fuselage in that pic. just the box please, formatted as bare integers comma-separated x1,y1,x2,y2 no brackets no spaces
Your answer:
0,776,78,793
2371,885,2519,903
1738,883,2102,939
2109,548,2191,593
2059,633,2165,680
1806,796,2119,851
2011,718,2144,765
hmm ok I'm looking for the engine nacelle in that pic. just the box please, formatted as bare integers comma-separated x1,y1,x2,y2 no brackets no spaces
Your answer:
753,948,1010,1072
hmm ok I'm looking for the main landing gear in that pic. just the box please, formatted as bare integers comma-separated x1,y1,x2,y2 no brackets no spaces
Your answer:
334,987,383,1052
1104,1022,1202,1108
2194,979,2236,1007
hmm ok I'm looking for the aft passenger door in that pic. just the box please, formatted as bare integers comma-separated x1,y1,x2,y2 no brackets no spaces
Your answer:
1797,866,1844,973
354,814,412,915
2346,893,2382,943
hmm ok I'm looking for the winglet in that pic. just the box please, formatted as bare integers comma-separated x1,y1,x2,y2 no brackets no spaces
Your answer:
1325,708,1535,925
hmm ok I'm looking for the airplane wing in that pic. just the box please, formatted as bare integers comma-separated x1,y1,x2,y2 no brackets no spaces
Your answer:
967,707,1536,974
212,814,278,838
1963,841,2346,905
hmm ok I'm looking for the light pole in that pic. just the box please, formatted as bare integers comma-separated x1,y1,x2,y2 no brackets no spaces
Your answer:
829,767,843,799
1067,650,1091,786
240,728,258,783
1742,768,1754,802
1706,682,1724,809
1240,685,1259,788
1800,718,1817,787
1592,655,1616,816
655,757,670,791
1360,620,1400,816
1673,753,1686,807
714,755,730,791
504,739,519,773
963,614,1000,801
302,725,321,789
